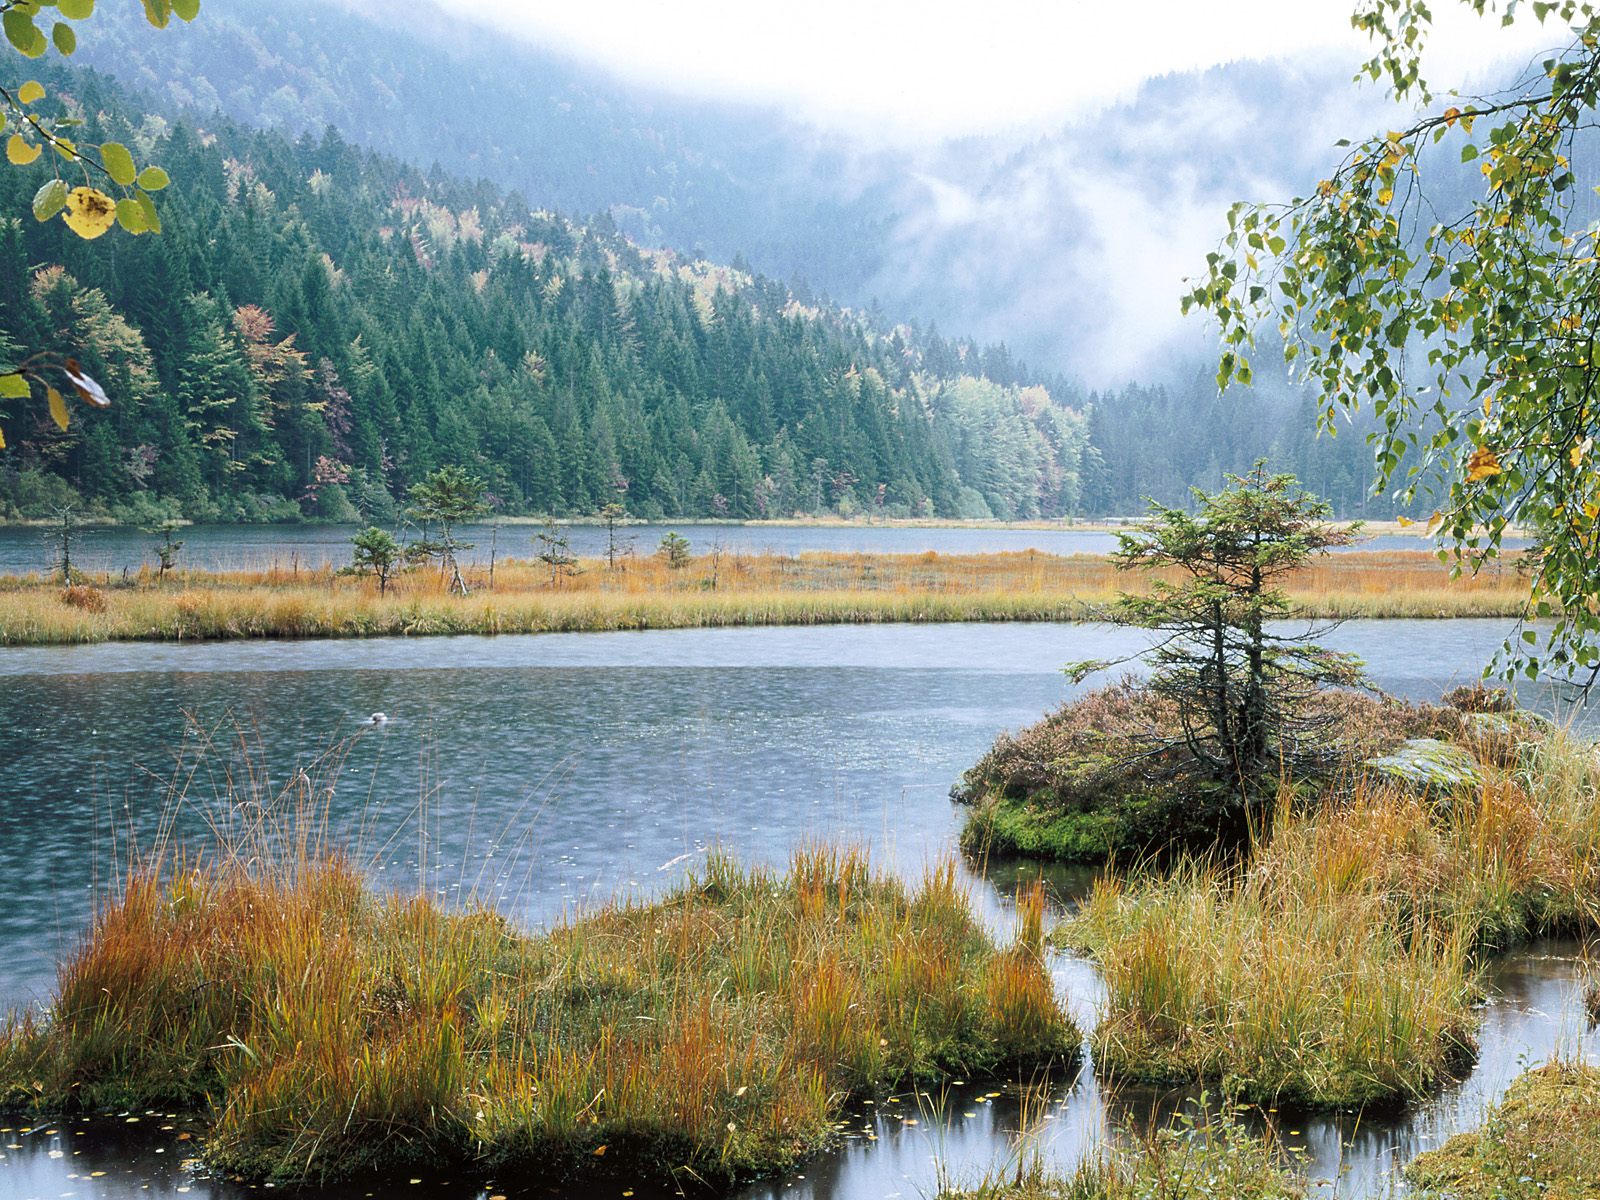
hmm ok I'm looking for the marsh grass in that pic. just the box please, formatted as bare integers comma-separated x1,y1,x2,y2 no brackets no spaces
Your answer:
0,548,1527,645
0,759,1079,1187
1061,730,1600,1110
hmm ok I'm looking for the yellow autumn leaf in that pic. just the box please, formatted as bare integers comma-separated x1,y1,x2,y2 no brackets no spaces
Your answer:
6,134,41,166
47,386,68,431
1483,394,1493,417
17,80,44,105
1466,446,1503,481
1572,440,1588,469
62,186,116,239
0,425,6,450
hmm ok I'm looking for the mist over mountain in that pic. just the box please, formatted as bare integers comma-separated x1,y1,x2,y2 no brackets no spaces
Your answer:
71,0,1421,384
20,0,1489,520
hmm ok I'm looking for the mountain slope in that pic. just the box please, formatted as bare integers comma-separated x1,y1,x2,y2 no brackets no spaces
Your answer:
0,62,1088,524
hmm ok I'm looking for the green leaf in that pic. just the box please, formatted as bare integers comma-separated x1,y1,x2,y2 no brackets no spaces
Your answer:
0,373,29,399
2,11,48,57
134,189,160,234
140,0,171,27
171,0,200,19
100,142,136,186
135,165,169,191
51,20,75,55
32,177,66,222
57,0,95,18
115,196,147,234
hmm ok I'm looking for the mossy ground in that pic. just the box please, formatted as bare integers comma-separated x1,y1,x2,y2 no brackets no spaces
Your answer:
1406,1063,1600,1200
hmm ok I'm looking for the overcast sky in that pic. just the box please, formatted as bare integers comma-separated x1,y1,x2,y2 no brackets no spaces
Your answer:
429,0,1562,140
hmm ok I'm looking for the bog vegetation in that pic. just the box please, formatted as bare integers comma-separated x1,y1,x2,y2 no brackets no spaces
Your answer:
0,546,1527,646
0,771,1076,1186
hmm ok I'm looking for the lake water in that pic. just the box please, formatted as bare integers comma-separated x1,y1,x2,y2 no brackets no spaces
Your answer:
0,520,1474,577
0,618,1590,1199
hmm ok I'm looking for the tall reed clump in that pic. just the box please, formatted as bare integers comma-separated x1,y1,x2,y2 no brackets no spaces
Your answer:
1062,727,1600,1111
0,805,1078,1186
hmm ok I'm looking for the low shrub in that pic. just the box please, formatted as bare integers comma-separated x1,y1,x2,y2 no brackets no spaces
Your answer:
59,584,108,612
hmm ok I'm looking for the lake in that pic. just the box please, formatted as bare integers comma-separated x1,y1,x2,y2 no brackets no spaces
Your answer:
0,520,1474,577
0,618,1589,1199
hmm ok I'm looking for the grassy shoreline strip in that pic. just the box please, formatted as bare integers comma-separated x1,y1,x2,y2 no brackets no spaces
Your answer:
0,844,1078,1187
0,549,1531,645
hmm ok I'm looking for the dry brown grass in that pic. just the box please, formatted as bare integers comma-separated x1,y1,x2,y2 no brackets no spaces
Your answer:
0,548,1530,645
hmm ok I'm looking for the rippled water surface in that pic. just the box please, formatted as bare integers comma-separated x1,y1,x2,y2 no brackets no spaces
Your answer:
0,618,1590,1199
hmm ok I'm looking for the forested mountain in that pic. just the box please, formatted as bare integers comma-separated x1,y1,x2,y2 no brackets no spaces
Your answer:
68,0,1409,380
0,63,1092,524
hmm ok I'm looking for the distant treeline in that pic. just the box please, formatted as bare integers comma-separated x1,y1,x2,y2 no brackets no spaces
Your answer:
0,60,1417,526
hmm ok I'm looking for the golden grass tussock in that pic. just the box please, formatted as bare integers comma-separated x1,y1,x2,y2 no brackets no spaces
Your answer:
1061,729,1600,1110
0,818,1079,1186
0,547,1530,645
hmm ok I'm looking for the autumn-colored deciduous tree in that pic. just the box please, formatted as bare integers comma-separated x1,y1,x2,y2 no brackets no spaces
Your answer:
0,0,195,446
1185,0,1600,683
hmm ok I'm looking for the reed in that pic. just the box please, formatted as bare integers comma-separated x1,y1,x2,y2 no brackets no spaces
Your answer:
1061,729,1600,1110
0,771,1078,1187
0,548,1529,645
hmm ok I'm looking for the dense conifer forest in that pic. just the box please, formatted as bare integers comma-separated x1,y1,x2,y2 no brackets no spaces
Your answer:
0,51,1395,524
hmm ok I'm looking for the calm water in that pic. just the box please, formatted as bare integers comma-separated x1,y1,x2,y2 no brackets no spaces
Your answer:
0,619,1590,1199
0,520,1476,576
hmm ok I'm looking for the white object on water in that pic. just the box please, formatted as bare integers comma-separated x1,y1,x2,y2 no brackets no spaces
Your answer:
363,712,389,727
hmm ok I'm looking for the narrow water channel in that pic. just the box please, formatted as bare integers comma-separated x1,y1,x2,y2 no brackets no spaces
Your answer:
0,620,1590,1199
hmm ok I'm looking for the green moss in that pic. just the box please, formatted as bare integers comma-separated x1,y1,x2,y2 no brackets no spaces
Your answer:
1406,1063,1600,1200
959,786,1235,865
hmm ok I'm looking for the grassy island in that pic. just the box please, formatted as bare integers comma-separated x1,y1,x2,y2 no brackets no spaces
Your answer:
0,547,1528,645
966,681,1599,1111
0,831,1076,1187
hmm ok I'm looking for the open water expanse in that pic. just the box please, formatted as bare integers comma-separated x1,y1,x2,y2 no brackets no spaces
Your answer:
0,520,1486,577
0,618,1592,1199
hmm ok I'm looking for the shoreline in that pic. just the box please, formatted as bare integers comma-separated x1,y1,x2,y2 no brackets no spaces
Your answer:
0,548,1531,647
0,513,1491,539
